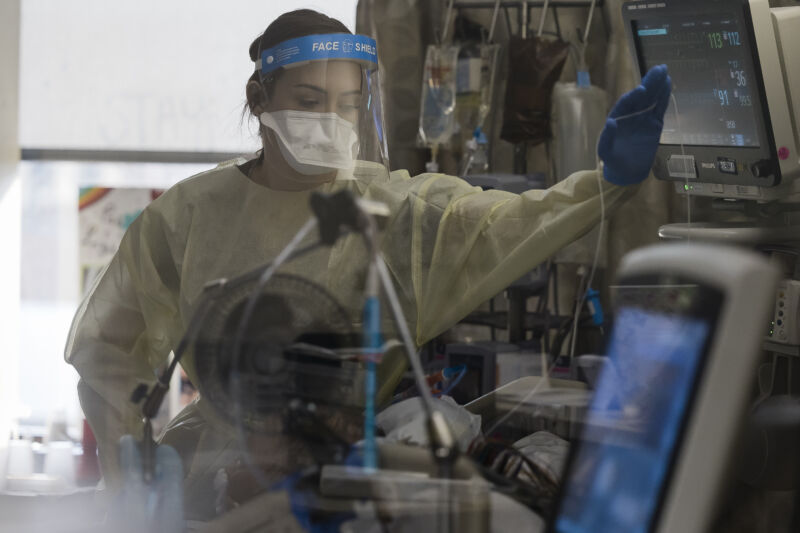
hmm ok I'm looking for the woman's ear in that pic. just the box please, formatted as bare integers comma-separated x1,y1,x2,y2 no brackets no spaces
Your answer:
246,80,268,115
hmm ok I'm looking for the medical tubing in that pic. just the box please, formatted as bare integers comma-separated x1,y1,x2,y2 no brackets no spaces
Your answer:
583,167,606,323
569,84,670,361
565,142,608,361
487,317,594,434
568,267,589,360
582,0,597,47
670,92,691,239
563,81,647,362
460,147,476,177
441,0,456,44
537,0,551,38
536,265,548,314
550,313,579,362
485,355,561,436
375,257,437,417
576,0,598,71
611,101,657,122
488,0,502,43
504,7,514,38
569,93,663,357
486,124,615,435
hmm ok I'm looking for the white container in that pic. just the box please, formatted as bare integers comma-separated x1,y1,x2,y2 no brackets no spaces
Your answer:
0,441,8,491
6,439,34,478
44,441,76,486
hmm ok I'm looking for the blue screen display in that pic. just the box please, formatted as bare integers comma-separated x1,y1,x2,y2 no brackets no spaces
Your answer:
634,14,762,148
554,307,710,533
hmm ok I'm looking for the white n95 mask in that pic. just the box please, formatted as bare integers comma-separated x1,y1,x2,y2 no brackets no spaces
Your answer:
260,110,359,176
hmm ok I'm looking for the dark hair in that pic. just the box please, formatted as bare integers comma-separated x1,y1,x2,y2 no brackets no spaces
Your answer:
245,10,352,117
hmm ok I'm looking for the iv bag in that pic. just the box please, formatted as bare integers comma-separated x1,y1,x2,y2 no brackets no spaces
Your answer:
500,36,569,146
456,43,501,131
456,44,501,175
551,82,608,179
418,45,460,148
551,82,609,266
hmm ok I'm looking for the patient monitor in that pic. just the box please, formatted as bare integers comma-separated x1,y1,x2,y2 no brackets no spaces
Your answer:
548,244,779,533
622,0,800,201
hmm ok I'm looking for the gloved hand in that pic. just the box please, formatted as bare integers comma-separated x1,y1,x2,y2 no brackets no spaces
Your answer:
598,64,672,186
112,435,184,533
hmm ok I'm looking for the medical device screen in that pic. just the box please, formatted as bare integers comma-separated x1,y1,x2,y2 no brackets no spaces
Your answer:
552,283,722,533
633,12,762,148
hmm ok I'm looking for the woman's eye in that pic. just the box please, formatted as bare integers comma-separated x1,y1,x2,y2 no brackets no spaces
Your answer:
339,100,360,112
298,98,320,108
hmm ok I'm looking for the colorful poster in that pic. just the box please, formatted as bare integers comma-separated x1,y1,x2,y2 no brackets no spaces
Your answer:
78,187,163,293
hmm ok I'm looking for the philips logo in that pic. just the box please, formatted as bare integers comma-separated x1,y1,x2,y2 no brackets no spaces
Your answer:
342,40,354,53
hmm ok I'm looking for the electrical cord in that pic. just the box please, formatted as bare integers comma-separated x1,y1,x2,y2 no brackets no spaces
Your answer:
469,438,559,514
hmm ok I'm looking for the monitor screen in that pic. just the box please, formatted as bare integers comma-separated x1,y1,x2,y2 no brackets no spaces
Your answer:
552,282,722,533
633,12,762,148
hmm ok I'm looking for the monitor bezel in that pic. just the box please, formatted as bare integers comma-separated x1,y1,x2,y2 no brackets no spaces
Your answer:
547,274,725,533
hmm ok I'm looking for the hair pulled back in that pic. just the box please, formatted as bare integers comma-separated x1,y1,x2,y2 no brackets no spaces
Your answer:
245,10,351,117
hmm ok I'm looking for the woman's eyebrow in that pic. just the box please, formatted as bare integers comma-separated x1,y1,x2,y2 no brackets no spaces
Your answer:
294,83,326,94
293,84,362,97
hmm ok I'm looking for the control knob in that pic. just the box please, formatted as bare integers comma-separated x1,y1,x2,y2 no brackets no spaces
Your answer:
751,159,775,178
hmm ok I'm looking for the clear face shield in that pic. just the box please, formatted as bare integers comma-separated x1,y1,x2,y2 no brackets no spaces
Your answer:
255,33,389,180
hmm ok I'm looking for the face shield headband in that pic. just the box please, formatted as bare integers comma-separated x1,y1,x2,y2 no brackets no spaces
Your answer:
255,33,379,77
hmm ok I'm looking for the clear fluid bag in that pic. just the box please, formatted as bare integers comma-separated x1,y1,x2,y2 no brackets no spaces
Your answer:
551,81,608,179
418,45,460,150
551,81,608,265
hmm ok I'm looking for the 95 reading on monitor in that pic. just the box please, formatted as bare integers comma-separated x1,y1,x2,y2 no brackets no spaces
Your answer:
622,0,800,200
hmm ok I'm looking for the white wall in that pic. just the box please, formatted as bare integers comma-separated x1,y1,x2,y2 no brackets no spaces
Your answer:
20,0,358,153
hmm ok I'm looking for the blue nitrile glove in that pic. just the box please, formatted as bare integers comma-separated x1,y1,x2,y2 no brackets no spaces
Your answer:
274,471,354,532
598,64,672,186
113,435,184,533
